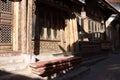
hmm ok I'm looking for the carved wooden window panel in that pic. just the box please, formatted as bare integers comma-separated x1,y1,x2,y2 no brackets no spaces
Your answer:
39,12,60,40
1,0,12,12
32,15,35,39
88,20,91,33
46,19,51,39
91,22,94,32
40,18,44,38
53,28,57,39
33,4,62,40
60,16,65,42
0,24,11,43
0,0,13,44
53,14,58,39
81,18,84,28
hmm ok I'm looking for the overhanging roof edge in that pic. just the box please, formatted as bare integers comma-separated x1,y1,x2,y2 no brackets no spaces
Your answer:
104,0,120,14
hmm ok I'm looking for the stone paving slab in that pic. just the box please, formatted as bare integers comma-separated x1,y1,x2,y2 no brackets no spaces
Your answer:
0,54,108,80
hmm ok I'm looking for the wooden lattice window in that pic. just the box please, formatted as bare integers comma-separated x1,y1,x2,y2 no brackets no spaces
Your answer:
0,0,13,44
0,24,11,43
1,0,12,12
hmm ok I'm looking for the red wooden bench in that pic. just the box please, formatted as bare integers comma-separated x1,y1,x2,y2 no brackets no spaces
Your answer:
29,57,82,77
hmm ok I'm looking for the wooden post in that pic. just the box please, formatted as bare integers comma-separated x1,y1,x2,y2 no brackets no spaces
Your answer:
83,18,88,41
13,2,19,51
72,18,79,52
65,19,70,52
20,0,27,53
69,19,74,52
26,0,33,54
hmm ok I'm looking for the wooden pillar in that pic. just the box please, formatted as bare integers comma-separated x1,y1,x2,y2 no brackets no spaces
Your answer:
72,18,79,52
50,13,54,40
20,0,27,53
73,18,78,42
26,0,33,54
69,19,74,52
84,18,88,41
44,15,47,39
84,18,88,32
60,29,64,47
69,18,78,52
90,20,93,33
65,19,70,52
104,21,107,40
83,18,88,41
13,2,19,51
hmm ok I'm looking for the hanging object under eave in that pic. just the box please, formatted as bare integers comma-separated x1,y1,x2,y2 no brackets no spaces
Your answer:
81,7,86,19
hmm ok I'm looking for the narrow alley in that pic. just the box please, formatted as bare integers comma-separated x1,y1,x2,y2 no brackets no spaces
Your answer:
73,52,120,80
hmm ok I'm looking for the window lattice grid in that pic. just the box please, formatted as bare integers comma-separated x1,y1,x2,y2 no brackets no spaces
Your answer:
0,24,12,43
0,0,12,12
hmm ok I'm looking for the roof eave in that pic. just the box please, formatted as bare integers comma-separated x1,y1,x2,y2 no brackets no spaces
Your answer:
104,0,120,14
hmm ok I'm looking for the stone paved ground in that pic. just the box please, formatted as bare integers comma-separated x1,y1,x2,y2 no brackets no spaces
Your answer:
1,50,120,80
73,53,120,80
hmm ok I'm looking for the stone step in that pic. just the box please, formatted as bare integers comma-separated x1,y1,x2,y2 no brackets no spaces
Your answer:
0,54,28,72
0,59,24,66
0,55,24,66
0,62,27,72
36,53,73,61
0,54,24,60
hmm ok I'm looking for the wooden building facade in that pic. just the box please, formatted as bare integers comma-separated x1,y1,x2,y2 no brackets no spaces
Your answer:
31,0,85,60
0,0,119,72
0,0,85,61
32,0,81,54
